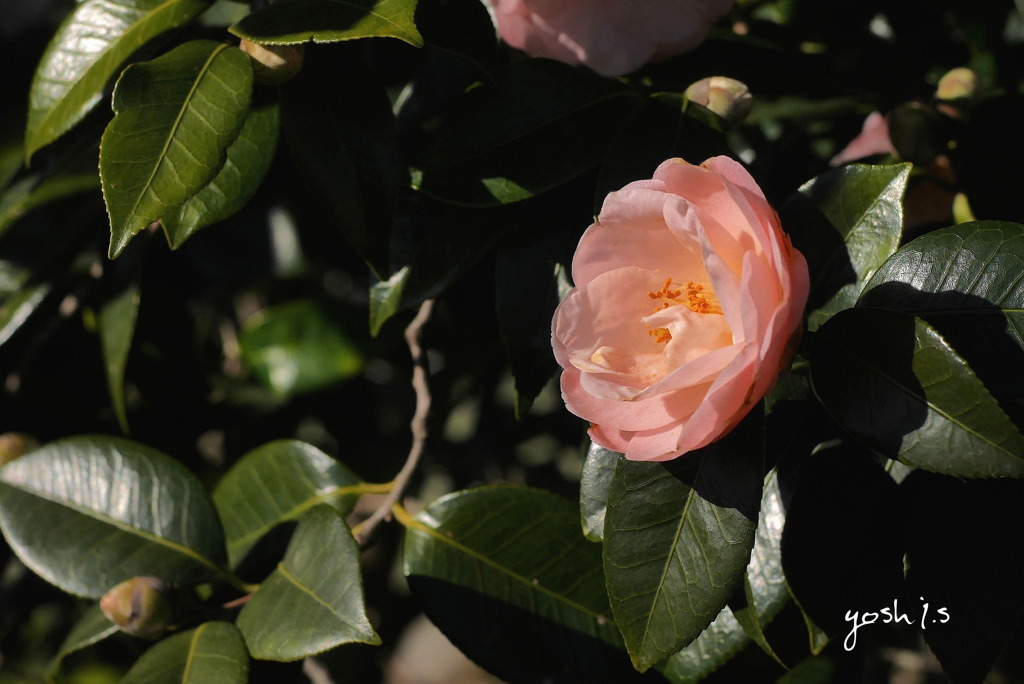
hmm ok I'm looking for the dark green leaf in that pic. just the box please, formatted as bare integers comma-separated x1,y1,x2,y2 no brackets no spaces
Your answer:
0,436,227,598
811,308,1024,477
780,444,903,640
97,277,141,435
903,472,1024,684
414,0,497,74
412,59,641,205
100,40,253,258
603,412,764,671
49,604,120,674
859,221,1024,404
0,281,52,349
663,469,788,682
238,300,363,397
496,240,563,418
25,0,213,161
230,0,423,46
121,622,248,684
782,163,910,330
403,485,649,682
368,201,507,335
236,506,380,660
579,442,619,542
213,439,364,568
595,94,729,210
161,102,280,248
0,173,99,236
279,47,400,278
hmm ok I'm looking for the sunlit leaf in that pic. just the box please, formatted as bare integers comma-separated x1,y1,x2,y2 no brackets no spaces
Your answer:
0,436,227,598
161,102,280,248
811,308,1024,477
783,163,910,330
579,442,619,542
663,470,789,682
25,0,213,161
121,622,248,684
603,411,764,671
230,0,423,46
403,486,649,682
860,221,1024,403
236,506,380,660
100,40,253,258
213,440,364,568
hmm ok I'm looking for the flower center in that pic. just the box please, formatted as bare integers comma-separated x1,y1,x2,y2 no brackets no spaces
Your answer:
646,278,720,343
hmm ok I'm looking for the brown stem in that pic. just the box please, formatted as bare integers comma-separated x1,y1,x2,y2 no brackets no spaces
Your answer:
356,299,434,545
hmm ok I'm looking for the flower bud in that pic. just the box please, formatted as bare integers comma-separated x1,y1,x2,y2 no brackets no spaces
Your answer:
936,67,978,102
99,577,174,640
240,39,304,86
0,433,39,467
685,77,753,126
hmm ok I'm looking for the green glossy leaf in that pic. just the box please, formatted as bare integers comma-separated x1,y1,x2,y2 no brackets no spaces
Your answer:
213,439,364,568
97,278,141,434
369,201,507,336
25,0,213,161
579,442,619,542
236,506,380,660
0,436,227,598
603,411,764,671
161,102,280,248
859,221,1024,403
238,300,363,397
279,47,399,278
783,163,910,330
0,173,99,236
496,239,563,418
100,40,253,258
403,486,647,682
663,469,788,682
811,308,1024,477
49,605,120,674
230,0,423,46
412,59,640,206
121,622,248,684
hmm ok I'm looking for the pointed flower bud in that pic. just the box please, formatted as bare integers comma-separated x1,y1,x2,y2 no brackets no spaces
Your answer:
99,577,174,640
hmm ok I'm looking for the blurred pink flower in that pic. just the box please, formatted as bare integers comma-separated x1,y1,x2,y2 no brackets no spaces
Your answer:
552,157,809,461
830,111,893,166
489,0,733,76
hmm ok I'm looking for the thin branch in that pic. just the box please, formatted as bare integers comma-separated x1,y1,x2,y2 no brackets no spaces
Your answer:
356,299,435,545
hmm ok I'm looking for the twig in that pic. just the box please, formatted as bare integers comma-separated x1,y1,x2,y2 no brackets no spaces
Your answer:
356,299,435,545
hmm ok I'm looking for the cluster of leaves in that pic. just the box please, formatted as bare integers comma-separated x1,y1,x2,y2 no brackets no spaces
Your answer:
1,0,1024,682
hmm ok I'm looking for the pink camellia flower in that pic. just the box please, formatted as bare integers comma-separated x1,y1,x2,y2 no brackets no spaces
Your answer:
552,157,809,461
488,0,734,77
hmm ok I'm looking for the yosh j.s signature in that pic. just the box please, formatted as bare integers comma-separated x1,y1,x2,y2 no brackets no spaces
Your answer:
844,597,950,651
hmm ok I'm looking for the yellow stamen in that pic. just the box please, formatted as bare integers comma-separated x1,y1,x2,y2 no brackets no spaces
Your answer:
647,278,721,315
648,327,672,344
